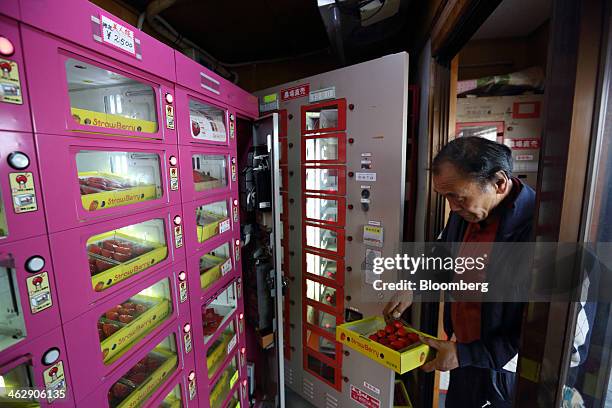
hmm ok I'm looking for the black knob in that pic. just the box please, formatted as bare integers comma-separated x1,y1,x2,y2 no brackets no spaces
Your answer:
362,202,370,211
349,103,355,111
348,138,354,144
288,114,294,120
344,350,350,356
347,236,353,242
361,189,370,198
289,198,295,204
346,295,352,301
347,266,352,272
290,225,295,231
348,204,354,210
289,171,294,177
348,172,354,178
288,142,294,148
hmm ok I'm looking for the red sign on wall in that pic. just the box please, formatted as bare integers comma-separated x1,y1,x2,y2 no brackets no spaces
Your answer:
505,138,540,150
280,84,309,101
350,385,381,408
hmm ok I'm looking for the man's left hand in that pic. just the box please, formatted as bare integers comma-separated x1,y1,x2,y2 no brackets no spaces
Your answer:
419,336,459,372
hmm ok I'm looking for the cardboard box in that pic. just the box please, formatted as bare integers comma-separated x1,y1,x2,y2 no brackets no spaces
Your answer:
336,316,435,374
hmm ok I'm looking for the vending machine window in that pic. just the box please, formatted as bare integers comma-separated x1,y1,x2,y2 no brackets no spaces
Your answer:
0,191,8,239
199,242,232,291
87,219,168,292
306,279,337,309
65,58,158,134
304,134,344,163
306,352,336,384
202,281,238,343
192,154,228,192
0,256,26,352
304,167,344,194
159,383,182,408
206,321,237,379
0,362,37,406
305,107,339,131
209,354,239,408
98,278,173,365
305,328,338,359
306,305,338,334
227,389,240,408
196,201,230,243
107,333,178,408
305,252,338,281
305,196,342,224
76,150,163,212
189,98,227,143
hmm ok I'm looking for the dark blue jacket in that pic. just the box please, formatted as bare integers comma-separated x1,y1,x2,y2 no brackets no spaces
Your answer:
439,182,535,371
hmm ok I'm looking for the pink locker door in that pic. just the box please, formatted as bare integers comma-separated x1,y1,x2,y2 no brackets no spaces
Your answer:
0,131,47,243
0,236,62,355
0,15,32,133
49,204,185,321
0,326,75,407
20,25,178,144
36,135,181,233
178,144,236,203
63,261,191,403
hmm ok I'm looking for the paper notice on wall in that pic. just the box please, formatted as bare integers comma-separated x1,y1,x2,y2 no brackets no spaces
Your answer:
363,225,384,247
356,173,376,182
100,14,136,55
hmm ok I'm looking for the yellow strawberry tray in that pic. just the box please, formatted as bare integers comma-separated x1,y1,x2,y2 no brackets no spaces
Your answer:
101,294,172,365
71,107,158,133
336,316,435,374
210,363,238,408
194,177,225,192
200,254,232,289
161,394,182,408
88,231,168,292
207,331,235,377
79,171,158,212
117,348,178,408
197,212,230,243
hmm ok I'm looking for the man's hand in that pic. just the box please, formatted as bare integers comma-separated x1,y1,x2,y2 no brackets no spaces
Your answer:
420,336,459,372
383,291,413,321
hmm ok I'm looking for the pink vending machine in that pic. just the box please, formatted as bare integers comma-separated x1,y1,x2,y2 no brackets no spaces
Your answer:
16,0,200,405
175,50,257,408
0,5,75,407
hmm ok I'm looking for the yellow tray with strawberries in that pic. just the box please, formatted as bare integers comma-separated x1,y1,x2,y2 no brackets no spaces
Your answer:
200,254,232,289
210,364,238,408
71,107,158,133
161,395,182,408
197,212,230,243
79,171,158,212
117,348,178,408
100,293,172,365
207,331,235,377
88,231,168,292
336,316,435,374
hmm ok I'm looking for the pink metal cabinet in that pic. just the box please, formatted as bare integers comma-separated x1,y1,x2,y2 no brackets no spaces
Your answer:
19,0,174,82
182,192,239,257
0,326,75,407
0,236,61,354
20,25,177,144
49,204,185,322
0,131,46,243
0,1,20,20
0,15,32,133
36,134,181,233
228,83,259,119
178,144,237,203
174,51,232,107
63,261,192,403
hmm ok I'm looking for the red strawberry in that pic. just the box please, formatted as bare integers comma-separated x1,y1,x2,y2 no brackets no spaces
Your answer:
377,330,386,338
368,334,378,341
105,311,119,321
396,327,407,337
385,324,395,334
388,335,398,341
393,321,403,329
118,314,134,324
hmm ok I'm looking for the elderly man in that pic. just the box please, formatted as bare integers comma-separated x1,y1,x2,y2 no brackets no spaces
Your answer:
385,136,535,407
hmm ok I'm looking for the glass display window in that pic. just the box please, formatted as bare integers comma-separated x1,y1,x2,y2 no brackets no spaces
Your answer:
189,98,227,143
303,166,346,195
159,383,182,408
192,154,228,192
196,200,230,243
200,242,233,291
303,133,346,164
202,281,238,343
0,361,37,406
209,354,238,408
206,322,238,379
0,255,26,353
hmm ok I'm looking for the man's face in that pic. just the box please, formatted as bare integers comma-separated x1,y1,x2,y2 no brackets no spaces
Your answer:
433,162,504,223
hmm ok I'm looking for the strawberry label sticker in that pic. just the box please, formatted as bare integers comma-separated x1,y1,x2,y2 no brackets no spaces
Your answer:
9,172,37,213
26,272,52,313
230,115,235,139
0,59,23,105
43,361,66,403
221,259,232,276
233,204,239,223
227,334,237,354
231,163,237,182
179,280,188,303
169,167,179,191
184,331,192,353
350,385,380,408
219,219,230,234
189,376,197,400
235,242,241,262
230,370,239,388
165,104,175,129
174,225,183,248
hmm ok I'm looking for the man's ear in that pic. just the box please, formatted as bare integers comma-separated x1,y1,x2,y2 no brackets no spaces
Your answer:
494,171,510,194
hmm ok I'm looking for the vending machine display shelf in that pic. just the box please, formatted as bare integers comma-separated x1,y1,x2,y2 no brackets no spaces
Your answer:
109,347,178,408
100,294,172,364
209,359,239,408
207,329,237,379
336,317,435,374
200,253,232,289
194,171,225,192
197,212,230,243
88,231,168,292
79,171,158,212
160,394,182,408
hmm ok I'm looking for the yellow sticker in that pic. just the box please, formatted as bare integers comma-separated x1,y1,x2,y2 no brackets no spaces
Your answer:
263,94,277,103
9,172,38,213
26,272,53,313
43,361,66,403
230,370,239,388
0,59,23,105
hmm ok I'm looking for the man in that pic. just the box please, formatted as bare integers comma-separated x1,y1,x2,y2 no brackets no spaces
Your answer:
384,136,535,407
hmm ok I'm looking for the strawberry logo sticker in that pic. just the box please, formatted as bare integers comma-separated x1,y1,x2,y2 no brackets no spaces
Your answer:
15,174,28,189
32,275,43,291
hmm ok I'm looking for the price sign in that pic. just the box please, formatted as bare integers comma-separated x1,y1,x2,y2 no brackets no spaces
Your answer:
101,15,136,55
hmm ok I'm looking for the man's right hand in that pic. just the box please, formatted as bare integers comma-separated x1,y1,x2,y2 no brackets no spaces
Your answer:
383,291,413,321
